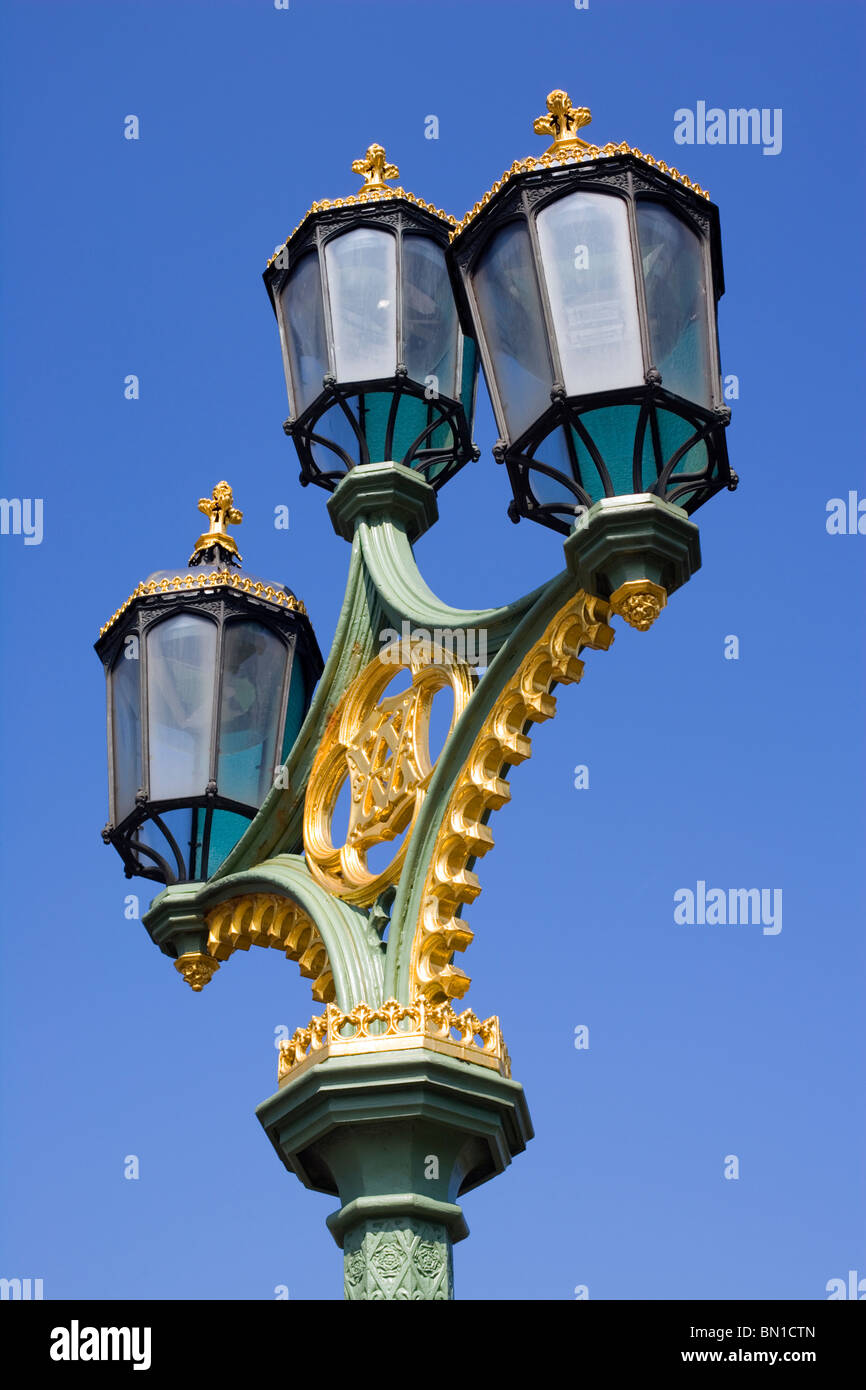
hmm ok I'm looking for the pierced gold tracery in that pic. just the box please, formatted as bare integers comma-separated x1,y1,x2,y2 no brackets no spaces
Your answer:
303,641,474,907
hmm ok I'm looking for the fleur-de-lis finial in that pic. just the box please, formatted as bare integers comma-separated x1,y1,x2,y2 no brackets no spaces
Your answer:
351,143,400,192
533,89,593,155
189,480,243,567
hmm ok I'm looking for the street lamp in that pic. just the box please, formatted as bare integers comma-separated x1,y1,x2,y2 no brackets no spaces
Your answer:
447,89,737,534
95,481,323,888
265,144,479,492
96,91,737,1299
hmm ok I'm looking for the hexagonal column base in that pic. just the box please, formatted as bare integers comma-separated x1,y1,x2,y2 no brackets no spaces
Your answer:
564,493,701,630
256,1045,533,1301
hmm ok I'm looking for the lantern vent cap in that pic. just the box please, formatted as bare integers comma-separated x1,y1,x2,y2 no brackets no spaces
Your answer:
96,481,310,639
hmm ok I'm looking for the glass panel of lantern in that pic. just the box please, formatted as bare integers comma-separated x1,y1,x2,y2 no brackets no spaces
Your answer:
146,614,217,803
110,642,142,824
470,219,554,440
535,192,643,397
282,250,329,416
217,620,288,807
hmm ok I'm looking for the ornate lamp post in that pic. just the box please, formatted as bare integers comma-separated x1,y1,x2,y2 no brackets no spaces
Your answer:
96,94,735,1298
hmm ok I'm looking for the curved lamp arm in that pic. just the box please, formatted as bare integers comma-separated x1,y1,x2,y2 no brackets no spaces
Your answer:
356,515,550,660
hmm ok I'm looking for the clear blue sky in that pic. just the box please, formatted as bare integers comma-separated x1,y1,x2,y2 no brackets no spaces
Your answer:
1,0,863,1300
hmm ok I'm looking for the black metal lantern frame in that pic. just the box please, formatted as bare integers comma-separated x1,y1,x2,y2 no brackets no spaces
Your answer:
265,200,479,494
95,585,323,886
448,155,736,536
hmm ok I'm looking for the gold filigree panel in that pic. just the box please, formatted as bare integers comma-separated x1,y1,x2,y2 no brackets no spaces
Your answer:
410,592,614,1005
304,641,474,907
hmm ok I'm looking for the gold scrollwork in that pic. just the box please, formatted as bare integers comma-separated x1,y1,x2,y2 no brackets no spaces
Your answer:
304,640,474,906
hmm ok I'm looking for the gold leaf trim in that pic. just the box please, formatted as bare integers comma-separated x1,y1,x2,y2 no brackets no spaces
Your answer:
410,591,615,1004
99,572,308,638
451,146,709,241
205,893,334,1003
277,997,511,1084
267,187,456,268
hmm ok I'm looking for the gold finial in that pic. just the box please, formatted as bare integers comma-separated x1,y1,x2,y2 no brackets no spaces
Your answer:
351,143,399,192
533,89,593,155
189,480,243,567
174,952,220,992
609,580,668,632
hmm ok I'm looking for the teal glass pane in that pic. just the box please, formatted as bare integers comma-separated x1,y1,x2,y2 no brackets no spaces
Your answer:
358,390,392,461
280,654,307,763
393,395,453,461
422,412,456,458
361,392,453,465
578,405,642,495
111,642,142,822
656,408,708,477
204,809,254,879
390,395,430,461
138,806,253,881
